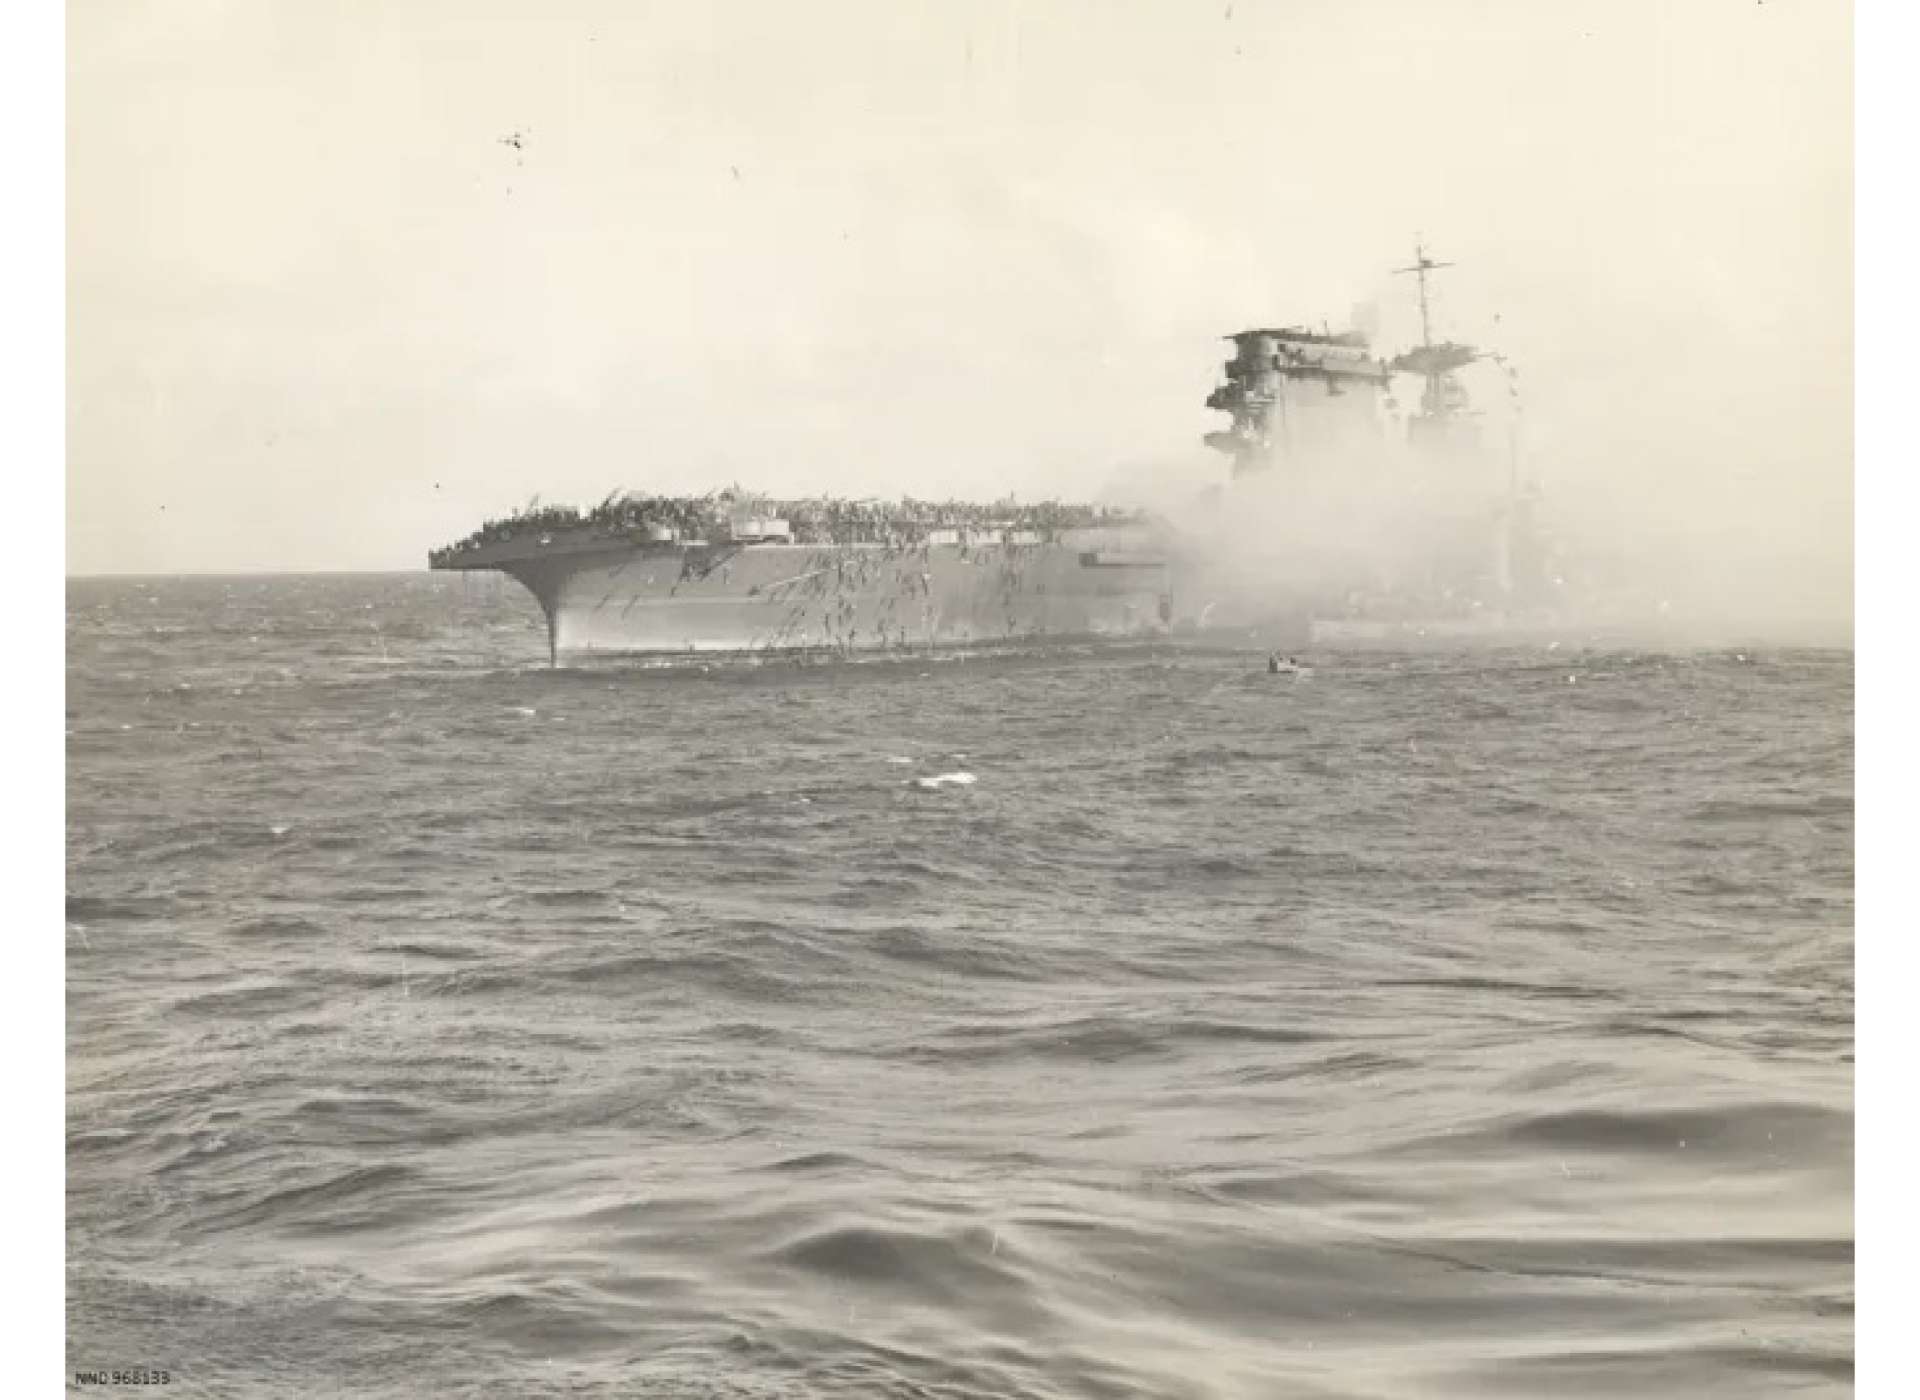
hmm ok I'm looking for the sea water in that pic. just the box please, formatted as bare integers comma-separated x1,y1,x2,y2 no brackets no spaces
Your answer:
66,573,1853,1397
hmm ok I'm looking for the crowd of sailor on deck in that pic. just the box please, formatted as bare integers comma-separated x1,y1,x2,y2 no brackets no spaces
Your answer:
430,490,1146,564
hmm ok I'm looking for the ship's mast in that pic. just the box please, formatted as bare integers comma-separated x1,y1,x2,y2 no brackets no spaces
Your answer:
1394,241,1453,350
1388,241,1476,433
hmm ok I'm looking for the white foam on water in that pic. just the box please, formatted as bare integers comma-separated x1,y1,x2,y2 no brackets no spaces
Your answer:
911,771,977,790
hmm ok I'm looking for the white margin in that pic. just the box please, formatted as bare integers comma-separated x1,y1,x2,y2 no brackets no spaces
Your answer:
1856,0,1909,1392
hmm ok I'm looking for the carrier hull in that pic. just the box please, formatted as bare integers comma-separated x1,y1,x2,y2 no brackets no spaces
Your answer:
437,533,1173,660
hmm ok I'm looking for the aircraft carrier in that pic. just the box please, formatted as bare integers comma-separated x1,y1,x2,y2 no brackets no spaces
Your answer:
429,246,1555,661
430,500,1177,664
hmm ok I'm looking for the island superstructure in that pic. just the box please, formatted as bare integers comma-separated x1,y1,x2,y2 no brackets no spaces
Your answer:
429,244,1554,660
1202,327,1395,476
1196,243,1551,636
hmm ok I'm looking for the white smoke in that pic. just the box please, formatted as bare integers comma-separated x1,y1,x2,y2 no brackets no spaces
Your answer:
1099,345,1851,649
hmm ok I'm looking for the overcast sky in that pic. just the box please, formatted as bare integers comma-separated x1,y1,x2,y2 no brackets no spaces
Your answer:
68,0,1849,579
